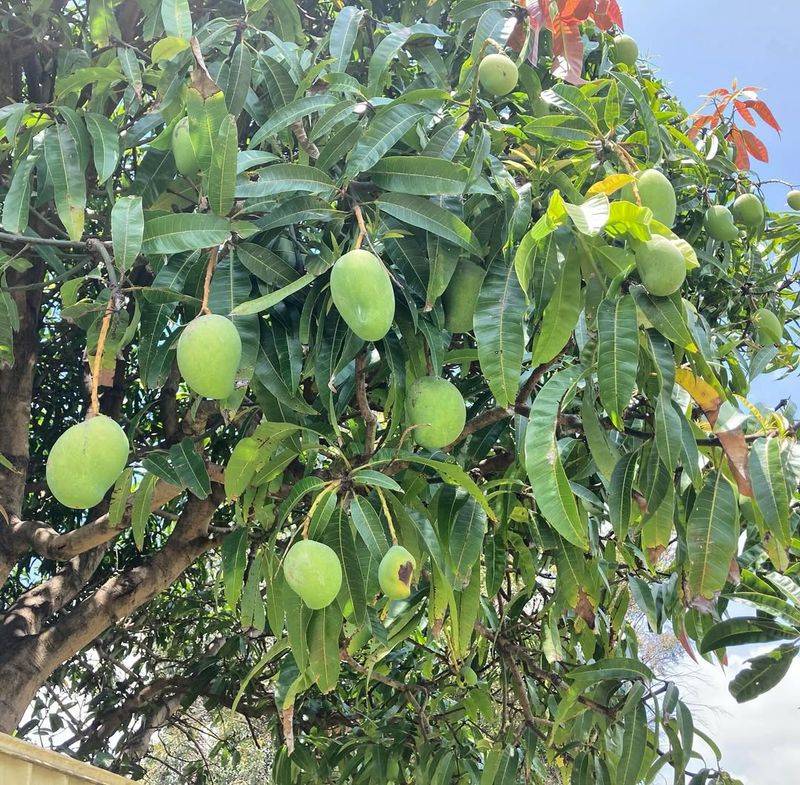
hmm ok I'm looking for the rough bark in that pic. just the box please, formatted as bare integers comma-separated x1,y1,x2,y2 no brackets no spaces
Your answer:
0,490,224,733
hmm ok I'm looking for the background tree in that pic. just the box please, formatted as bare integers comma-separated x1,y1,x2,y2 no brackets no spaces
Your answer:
0,0,799,783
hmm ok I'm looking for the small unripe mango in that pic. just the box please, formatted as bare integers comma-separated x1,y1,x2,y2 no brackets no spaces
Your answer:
478,53,518,96
787,190,800,211
622,169,677,228
406,377,466,450
704,205,739,241
461,665,479,686
378,545,416,600
613,34,639,67
635,236,686,297
283,539,343,610
753,308,783,344
177,314,242,400
732,193,764,228
330,249,395,341
443,260,486,333
46,415,129,509
172,117,200,177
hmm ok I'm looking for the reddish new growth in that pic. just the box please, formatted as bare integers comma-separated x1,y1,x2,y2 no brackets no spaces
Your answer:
689,80,781,171
526,0,624,85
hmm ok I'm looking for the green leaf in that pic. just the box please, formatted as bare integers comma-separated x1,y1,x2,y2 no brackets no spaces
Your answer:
525,366,587,549
749,437,790,545
237,242,301,286
236,163,335,198
349,497,389,559
531,248,582,365
161,0,192,39
221,528,248,609
89,0,122,46
654,392,682,473
131,473,157,551
376,193,482,255
308,606,342,693
615,72,662,164
350,469,403,492
570,657,653,684
225,436,263,500
255,196,343,232
168,437,211,499
700,616,796,654
345,104,427,177
84,112,120,184
230,272,314,316
111,196,143,273
581,389,620,483
597,294,638,425
330,510,367,624
687,472,738,600
2,154,37,234
474,257,525,408
564,194,610,235
729,644,797,703
43,124,86,241
367,27,413,91
618,701,647,785
541,84,598,128
187,89,228,172
141,214,231,254
206,114,238,216
609,451,637,540
524,115,594,143
630,285,697,351
448,495,486,589
330,6,364,72
368,156,473,196
250,95,338,148
108,468,133,528
222,43,253,118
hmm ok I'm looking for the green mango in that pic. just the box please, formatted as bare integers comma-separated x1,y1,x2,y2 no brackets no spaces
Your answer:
177,314,242,400
172,116,200,177
378,545,416,600
406,377,466,450
478,53,518,97
283,539,343,610
612,34,639,67
622,169,677,227
443,260,485,333
46,415,129,509
330,249,395,341
753,308,783,344
704,205,739,241
635,236,686,296
787,190,800,211
732,193,764,228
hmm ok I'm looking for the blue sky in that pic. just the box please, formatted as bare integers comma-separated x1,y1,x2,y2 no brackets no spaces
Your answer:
624,1,800,408
623,4,800,783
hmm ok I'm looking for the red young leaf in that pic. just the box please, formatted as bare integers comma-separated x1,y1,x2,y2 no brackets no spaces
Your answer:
687,113,715,139
551,16,585,85
595,0,624,29
527,0,553,64
728,126,751,171
707,87,731,98
733,100,757,127
740,128,769,163
559,0,595,23
746,99,782,134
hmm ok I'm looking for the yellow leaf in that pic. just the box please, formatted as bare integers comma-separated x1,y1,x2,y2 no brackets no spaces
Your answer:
587,173,635,196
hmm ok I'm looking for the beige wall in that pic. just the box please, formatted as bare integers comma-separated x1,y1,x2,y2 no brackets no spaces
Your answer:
0,733,131,785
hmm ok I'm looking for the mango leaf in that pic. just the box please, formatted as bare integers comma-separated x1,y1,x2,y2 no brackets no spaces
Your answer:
330,6,364,72
615,71,662,164
206,114,238,216
618,702,647,785
349,496,389,558
111,196,143,273
221,527,248,609
728,644,797,703
525,366,587,549
609,451,637,540
308,606,342,693
250,95,338,148
377,193,482,255
630,285,696,351
569,657,653,684
225,436,264,500
131,473,157,551
564,194,609,235
231,273,314,316
687,472,738,601
596,294,638,426
187,89,227,171
448,495,486,589
141,214,231,254
168,437,211,499
531,248,582,365
749,437,790,545
700,616,796,654
161,0,192,38
84,112,120,184
235,164,335,198
474,257,526,408
345,104,427,177
654,392,682,473
221,43,253,118
43,124,86,241
2,154,37,233
368,156,473,196
329,510,367,624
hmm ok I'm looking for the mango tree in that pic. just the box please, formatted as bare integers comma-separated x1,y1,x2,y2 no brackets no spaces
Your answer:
1,0,799,783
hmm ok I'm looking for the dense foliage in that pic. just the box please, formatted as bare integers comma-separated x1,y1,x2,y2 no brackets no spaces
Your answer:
1,1,800,783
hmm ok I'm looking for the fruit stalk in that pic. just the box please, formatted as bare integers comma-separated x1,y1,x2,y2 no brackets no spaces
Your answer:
375,487,398,545
200,245,220,315
89,297,115,417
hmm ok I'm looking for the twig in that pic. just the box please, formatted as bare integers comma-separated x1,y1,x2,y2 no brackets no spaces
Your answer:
89,297,115,417
353,203,367,250
200,246,219,315
375,487,398,545
0,230,112,249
